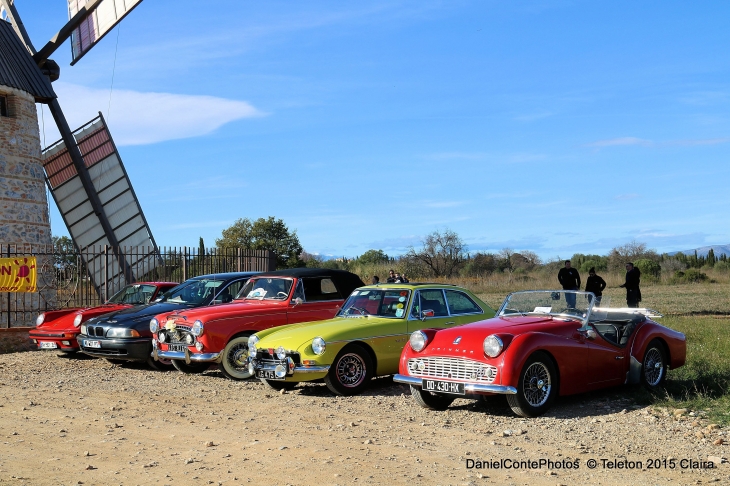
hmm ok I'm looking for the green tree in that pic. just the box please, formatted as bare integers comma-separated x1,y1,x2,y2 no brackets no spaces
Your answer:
216,217,304,268
198,237,205,257
357,249,390,266
635,258,661,278
707,248,716,267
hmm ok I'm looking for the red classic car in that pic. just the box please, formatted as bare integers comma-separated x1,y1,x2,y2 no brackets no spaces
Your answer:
394,290,686,417
150,268,365,379
29,282,178,353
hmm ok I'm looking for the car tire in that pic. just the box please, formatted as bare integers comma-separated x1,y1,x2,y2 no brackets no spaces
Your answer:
409,385,455,411
147,355,176,371
218,335,254,380
323,344,374,396
261,379,296,391
641,339,667,390
506,351,557,418
171,359,209,374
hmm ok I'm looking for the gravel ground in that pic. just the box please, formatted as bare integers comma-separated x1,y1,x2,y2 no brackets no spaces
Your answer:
0,351,727,486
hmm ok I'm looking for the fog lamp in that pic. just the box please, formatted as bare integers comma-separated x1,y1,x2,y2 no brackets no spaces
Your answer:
195,341,203,351
275,364,287,378
62,341,70,346
185,334,195,345
159,331,167,343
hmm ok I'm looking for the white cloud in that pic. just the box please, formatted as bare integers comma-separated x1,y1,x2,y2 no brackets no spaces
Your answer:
584,137,652,148
38,82,265,146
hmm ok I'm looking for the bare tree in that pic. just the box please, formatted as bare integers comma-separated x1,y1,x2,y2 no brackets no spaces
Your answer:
406,229,468,277
607,240,658,272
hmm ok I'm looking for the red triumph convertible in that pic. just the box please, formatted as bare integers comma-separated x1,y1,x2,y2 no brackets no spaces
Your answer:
29,282,178,353
394,290,686,417
150,268,364,379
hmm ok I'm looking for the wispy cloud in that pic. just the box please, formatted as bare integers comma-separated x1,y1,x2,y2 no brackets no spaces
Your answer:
39,82,265,146
513,112,553,122
368,235,422,251
668,137,730,146
614,193,639,201
585,137,652,148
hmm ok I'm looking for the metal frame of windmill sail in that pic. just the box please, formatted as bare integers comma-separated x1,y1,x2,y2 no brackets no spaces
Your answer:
42,113,160,298
68,0,143,65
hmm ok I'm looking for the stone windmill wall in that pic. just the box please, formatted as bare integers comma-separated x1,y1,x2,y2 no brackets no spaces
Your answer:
0,20,58,329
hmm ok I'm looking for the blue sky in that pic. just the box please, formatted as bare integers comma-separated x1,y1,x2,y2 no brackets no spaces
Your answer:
18,0,730,260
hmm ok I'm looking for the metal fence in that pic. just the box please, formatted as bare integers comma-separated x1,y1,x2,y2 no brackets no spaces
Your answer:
0,244,276,328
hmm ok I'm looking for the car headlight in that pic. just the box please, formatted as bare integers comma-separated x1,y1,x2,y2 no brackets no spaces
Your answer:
36,313,45,326
409,330,428,352
106,328,140,338
275,346,287,360
312,337,326,355
80,324,87,335
483,335,504,358
191,320,203,337
150,318,159,333
248,335,260,356
73,314,83,327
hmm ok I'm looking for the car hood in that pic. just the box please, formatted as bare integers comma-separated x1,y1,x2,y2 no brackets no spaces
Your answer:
425,315,581,350
257,315,405,351
86,302,194,327
164,299,289,321
37,304,132,331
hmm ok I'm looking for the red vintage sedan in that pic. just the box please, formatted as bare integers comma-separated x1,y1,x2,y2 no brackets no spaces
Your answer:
394,290,686,417
29,282,178,353
150,268,364,379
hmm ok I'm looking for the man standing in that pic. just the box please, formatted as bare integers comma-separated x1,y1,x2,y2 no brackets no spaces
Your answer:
557,260,581,308
620,262,642,308
387,270,396,283
585,267,607,306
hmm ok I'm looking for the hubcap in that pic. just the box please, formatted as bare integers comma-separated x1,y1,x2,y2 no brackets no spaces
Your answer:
227,342,249,369
644,348,664,386
522,362,551,407
336,353,366,388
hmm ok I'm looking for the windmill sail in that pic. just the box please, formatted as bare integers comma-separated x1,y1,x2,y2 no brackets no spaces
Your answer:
67,0,143,65
42,113,160,297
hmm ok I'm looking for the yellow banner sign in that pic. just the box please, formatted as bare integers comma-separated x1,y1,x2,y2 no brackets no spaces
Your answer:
0,257,37,292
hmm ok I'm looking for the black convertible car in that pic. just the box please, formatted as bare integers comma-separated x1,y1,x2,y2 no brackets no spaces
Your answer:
77,272,259,370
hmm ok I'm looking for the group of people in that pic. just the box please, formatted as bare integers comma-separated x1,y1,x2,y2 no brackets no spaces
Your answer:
371,269,409,285
558,260,642,308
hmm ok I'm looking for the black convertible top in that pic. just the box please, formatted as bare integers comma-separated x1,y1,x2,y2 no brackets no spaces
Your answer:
254,268,365,296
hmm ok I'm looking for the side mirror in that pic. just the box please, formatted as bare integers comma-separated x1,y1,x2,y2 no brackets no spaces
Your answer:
291,297,303,307
585,328,597,340
420,309,435,321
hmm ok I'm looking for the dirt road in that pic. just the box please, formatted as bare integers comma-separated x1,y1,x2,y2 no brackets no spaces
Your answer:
0,351,726,485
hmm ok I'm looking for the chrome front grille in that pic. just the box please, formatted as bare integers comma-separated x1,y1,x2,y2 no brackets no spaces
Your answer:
407,357,497,383
163,325,192,344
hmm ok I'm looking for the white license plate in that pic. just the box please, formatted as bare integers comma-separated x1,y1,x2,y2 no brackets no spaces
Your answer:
256,369,283,380
423,379,465,395
39,341,57,349
167,344,187,352
83,340,101,348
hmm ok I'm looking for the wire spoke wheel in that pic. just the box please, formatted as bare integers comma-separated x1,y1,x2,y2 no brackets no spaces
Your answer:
506,351,557,417
522,362,551,407
641,340,667,389
219,336,254,380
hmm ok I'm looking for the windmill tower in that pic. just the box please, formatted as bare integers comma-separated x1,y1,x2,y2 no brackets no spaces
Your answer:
1,0,151,326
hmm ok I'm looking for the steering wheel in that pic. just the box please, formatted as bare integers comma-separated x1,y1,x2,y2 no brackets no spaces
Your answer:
277,291,288,298
348,306,370,316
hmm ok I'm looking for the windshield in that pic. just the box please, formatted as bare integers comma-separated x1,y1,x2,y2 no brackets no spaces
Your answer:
497,290,595,325
107,284,158,305
238,277,293,300
338,289,411,318
163,279,225,305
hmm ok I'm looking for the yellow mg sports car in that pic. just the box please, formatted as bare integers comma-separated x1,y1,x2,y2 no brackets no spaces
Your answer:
249,283,495,395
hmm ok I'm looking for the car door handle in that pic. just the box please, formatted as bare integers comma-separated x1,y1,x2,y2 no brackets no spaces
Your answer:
615,356,624,360
445,321,456,326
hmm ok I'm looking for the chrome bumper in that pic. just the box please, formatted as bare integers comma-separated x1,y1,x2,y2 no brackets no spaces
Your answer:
255,361,330,374
153,347,221,364
393,374,517,395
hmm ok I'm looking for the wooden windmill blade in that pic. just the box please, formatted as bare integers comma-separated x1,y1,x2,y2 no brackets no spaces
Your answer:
0,0,158,300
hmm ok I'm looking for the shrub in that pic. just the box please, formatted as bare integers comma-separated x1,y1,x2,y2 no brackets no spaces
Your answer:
714,261,730,272
636,258,661,278
671,268,709,284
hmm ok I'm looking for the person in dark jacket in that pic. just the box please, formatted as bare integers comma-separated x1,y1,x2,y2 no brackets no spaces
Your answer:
620,262,642,308
557,260,581,308
584,267,607,306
